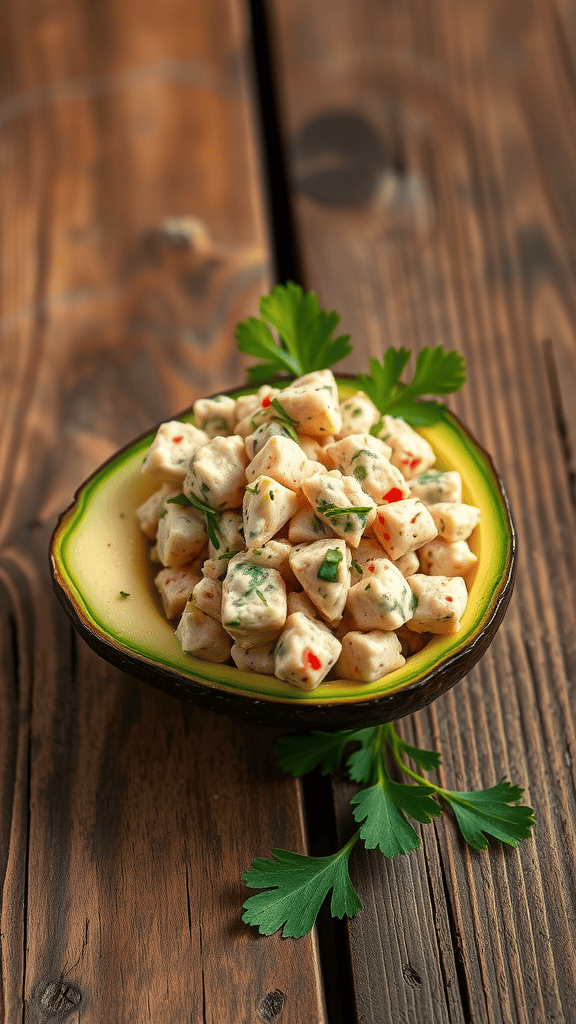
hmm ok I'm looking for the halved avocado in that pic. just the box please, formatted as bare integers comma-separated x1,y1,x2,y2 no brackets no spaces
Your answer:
50,377,516,730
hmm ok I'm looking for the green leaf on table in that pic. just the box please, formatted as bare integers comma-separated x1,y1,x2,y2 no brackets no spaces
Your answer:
357,345,467,427
235,281,352,382
345,727,379,784
242,842,362,938
442,781,535,851
351,764,441,859
274,729,360,777
395,738,442,773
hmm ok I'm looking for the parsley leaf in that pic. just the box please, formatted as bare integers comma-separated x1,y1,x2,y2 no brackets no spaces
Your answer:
357,346,467,427
442,782,535,850
274,728,362,777
242,837,362,937
243,724,535,939
235,281,352,382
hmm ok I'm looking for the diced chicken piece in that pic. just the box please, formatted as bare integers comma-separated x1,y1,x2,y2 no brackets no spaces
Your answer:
176,602,232,662
235,385,280,425
348,537,390,585
191,577,222,620
246,436,318,491
302,471,376,548
407,574,468,634
193,394,236,437
136,484,179,539
298,435,333,468
323,434,413,507
141,421,209,483
184,434,248,510
202,557,229,581
296,369,339,404
324,432,392,468
272,381,342,438
289,506,337,544
156,503,208,567
418,538,478,577
289,539,351,623
373,498,437,559
338,391,381,437
229,539,295,584
274,612,342,690
428,503,481,542
373,415,435,480
409,470,462,505
154,566,202,619
245,420,298,459
393,550,420,577
287,590,322,619
243,476,299,549
208,510,245,560
221,562,287,648
395,623,433,657
347,559,415,631
336,630,405,682
231,641,276,675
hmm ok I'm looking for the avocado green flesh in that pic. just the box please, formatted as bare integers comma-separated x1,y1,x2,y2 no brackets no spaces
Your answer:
52,382,513,705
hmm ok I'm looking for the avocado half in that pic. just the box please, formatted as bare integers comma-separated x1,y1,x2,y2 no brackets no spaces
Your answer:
50,377,516,731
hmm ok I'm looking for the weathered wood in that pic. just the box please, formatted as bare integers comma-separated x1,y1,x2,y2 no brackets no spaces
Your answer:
0,1,326,1020
267,0,576,1020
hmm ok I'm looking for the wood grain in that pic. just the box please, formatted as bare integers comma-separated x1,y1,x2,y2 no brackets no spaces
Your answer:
267,0,576,1020
0,1,326,1021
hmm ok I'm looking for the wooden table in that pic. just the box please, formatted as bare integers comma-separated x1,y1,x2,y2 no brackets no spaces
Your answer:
1,1,576,1021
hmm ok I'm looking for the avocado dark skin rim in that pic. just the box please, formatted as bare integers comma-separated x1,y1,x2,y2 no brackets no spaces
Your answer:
49,375,517,733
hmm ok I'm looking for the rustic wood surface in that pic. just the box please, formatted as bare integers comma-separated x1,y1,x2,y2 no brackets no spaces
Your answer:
0,1,326,1021
2,0,576,1022
267,0,576,1020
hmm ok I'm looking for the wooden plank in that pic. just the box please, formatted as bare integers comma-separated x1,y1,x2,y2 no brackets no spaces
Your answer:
266,0,576,1020
0,1,326,1021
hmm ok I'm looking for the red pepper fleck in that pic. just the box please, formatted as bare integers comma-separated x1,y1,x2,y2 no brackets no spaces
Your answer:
410,457,421,471
378,513,386,525
261,396,271,408
383,487,403,502
401,458,410,465
383,533,391,541
368,564,375,572
172,435,183,443
410,517,416,524
446,596,453,602
303,650,321,671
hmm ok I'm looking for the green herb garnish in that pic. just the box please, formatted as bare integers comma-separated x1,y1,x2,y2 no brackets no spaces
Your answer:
235,281,352,382
242,725,534,937
317,548,344,582
268,398,300,442
354,346,467,428
316,500,373,524
167,493,222,549
119,591,130,599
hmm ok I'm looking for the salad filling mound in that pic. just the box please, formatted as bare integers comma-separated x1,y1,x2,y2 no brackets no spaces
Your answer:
137,367,480,690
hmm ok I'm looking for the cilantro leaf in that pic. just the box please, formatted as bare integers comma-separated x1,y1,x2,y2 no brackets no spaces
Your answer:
442,781,535,850
242,838,362,937
274,729,360,777
168,492,222,549
235,282,351,382
317,547,344,582
358,345,467,427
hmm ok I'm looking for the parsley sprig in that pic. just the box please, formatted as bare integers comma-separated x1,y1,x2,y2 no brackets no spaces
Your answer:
356,347,467,428
167,493,222,549
235,281,352,382
242,725,534,937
